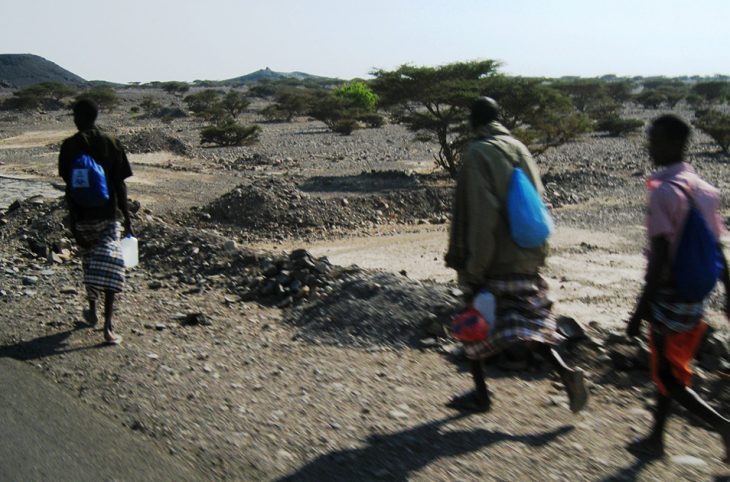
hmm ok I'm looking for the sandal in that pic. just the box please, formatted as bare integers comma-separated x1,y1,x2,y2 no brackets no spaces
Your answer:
446,390,491,413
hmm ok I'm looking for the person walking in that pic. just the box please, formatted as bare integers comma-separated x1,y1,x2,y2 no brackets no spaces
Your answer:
445,97,588,413
626,114,730,462
58,98,133,344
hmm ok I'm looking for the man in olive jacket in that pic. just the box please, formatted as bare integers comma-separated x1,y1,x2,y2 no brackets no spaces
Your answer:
445,97,588,413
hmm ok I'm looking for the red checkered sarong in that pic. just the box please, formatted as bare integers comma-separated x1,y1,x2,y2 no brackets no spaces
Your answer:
463,274,564,360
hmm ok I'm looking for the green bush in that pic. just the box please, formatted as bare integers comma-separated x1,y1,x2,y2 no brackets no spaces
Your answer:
333,81,378,111
694,109,730,153
596,116,644,137
200,119,261,146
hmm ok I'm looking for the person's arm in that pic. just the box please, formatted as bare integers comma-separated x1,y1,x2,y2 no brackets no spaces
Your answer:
627,236,669,337
116,179,133,236
461,151,499,283
718,245,730,321
58,140,80,236
113,144,134,237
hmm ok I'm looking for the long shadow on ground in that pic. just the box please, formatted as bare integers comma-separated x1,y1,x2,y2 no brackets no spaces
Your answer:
0,322,106,361
278,414,574,481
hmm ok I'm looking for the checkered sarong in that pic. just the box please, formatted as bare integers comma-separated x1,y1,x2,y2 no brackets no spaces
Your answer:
75,220,125,300
650,288,704,334
463,274,564,360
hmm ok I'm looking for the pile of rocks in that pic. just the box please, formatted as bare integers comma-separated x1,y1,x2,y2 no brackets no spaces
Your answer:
0,198,73,262
202,176,452,239
119,128,190,156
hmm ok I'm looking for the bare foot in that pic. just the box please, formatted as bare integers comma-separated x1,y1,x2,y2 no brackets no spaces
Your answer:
626,436,664,460
104,330,122,345
83,308,98,326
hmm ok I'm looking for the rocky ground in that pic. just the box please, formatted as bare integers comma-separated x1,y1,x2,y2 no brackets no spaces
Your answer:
2,91,730,480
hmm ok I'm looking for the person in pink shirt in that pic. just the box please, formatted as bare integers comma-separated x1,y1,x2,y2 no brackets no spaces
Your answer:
626,114,730,462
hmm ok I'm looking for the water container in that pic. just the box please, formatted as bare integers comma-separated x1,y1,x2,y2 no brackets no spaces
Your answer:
120,235,139,268
473,290,496,330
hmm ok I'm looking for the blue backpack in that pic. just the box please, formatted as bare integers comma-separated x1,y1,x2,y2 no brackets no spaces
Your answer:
69,154,110,207
670,182,722,302
507,167,554,248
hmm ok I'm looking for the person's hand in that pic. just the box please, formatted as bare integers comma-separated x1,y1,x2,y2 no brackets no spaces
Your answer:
123,219,134,238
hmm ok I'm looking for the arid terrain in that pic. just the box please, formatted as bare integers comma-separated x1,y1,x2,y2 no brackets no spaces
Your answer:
1,89,730,481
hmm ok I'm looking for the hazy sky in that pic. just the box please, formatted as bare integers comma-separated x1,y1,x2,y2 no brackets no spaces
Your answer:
2,0,728,83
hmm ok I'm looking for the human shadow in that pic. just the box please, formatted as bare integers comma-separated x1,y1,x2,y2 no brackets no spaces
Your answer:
0,321,106,361
278,414,574,481
599,453,654,481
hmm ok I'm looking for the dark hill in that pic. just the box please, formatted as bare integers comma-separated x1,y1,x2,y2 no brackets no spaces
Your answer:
224,67,334,85
0,54,87,89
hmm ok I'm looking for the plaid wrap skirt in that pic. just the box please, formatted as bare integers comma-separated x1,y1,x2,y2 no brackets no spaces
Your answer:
650,288,705,334
463,274,564,360
75,220,125,298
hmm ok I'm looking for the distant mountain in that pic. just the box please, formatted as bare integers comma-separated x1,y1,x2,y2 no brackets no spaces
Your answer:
224,67,334,85
0,54,87,89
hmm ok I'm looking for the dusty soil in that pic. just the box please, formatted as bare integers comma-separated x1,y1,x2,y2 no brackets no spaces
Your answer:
1,92,730,481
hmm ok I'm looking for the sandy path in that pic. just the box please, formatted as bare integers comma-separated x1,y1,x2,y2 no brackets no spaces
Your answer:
0,129,74,149
268,224,654,329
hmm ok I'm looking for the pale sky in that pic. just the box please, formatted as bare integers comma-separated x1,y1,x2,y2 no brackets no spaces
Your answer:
1,0,728,83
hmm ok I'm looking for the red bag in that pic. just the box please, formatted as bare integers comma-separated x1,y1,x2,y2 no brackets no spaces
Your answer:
451,307,489,342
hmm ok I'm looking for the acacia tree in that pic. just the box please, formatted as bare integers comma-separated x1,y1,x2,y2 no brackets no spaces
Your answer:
184,89,223,114
220,90,250,118
372,61,591,177
484,76,592,153
261,88,318,122
1,81,77,111
695,109,730,154
76,86,119,111
372,60,500,177
161,81,190,97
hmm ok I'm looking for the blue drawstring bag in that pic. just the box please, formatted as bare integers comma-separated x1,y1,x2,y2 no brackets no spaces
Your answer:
69,154,110,207
507,167,553,248
671,184,722,302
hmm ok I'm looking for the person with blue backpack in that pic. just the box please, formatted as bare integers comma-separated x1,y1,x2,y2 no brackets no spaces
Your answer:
58,99,134,345
626,114,730,462
445,97,588,413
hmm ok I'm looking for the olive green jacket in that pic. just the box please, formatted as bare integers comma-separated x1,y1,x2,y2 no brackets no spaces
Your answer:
445,121,548,286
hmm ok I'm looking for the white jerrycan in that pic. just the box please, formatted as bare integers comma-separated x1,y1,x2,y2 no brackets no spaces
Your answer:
120,235,139,268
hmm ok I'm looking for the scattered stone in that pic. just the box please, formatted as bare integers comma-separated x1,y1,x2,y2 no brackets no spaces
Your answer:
181,313,212,326
670,455,707,466
21,276,39,286
59,286,78,295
